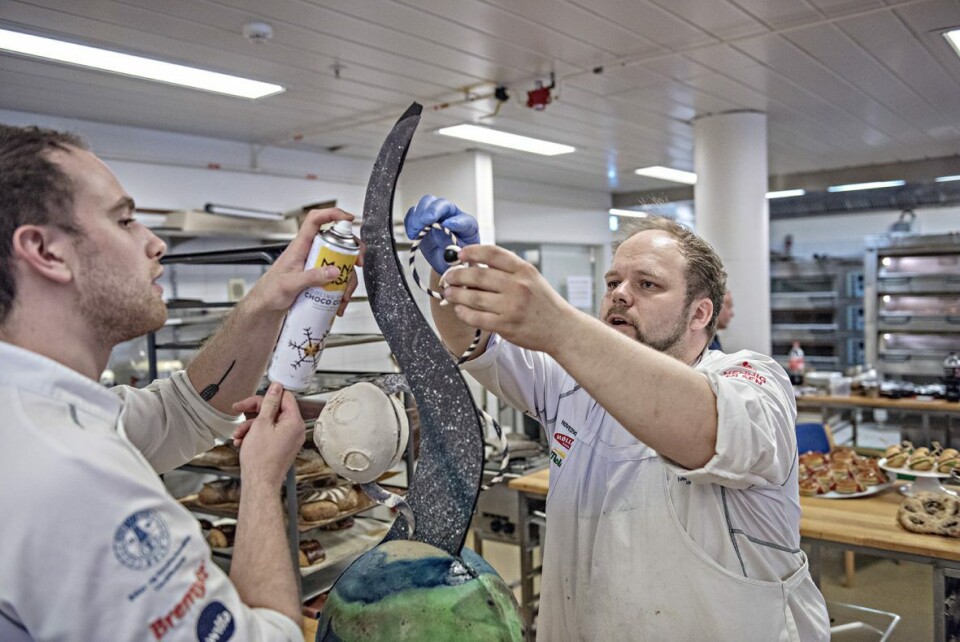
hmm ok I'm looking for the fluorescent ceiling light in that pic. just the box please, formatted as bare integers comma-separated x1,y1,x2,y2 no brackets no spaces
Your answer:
437,124,574,156
944,29,960,58
0,28,284,99
204,203,284,221
935,175,960,182
826,180,905,193
608,208,649,218
633,166,697,185
765,189,806,199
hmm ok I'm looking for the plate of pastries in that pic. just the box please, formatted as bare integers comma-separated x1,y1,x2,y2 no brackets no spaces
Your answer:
798,447,892,498
879,441,959,477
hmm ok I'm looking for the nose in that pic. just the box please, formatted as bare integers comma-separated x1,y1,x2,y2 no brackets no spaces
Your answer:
147,229,167,261
611,281,631,306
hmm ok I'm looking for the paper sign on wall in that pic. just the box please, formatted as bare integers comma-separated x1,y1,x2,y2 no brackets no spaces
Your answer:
566,275,594,309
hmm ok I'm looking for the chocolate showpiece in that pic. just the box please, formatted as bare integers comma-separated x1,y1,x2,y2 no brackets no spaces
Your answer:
317,103,525,641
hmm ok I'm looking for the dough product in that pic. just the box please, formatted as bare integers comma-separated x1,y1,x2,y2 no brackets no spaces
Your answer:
897,492,960,537
192,444,240,469
198,479,241,505
299,485,360,522
207,523,237,548
299,539,327,567
295,448,333,476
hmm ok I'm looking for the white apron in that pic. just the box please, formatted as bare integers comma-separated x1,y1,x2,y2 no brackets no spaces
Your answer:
537,441,807,641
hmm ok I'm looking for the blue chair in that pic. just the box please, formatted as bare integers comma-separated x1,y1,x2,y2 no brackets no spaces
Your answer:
796,422,833,454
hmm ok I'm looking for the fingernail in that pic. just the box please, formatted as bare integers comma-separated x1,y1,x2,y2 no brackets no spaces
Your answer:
324,266,340,278
269,382,282,394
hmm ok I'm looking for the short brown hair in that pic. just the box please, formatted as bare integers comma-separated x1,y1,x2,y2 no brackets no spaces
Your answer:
0,125,87,324
614,215,727,336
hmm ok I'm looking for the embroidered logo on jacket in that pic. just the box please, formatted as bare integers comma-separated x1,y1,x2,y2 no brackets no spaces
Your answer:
721,361,767,386
554,432,574,450
149,561,209,639
113,509,171,571
196,601,235,642
560,419,578,436
550,448,566,468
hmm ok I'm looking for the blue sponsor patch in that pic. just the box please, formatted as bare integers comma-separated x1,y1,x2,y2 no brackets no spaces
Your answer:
112,509,170,571
196,601,235,642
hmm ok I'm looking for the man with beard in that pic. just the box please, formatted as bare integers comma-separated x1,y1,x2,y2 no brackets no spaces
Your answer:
405,196,829,641
0,125,359,640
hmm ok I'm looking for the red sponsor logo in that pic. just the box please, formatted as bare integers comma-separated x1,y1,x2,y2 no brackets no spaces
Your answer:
150,561,209,640
722,368,767,386
554,433,574,450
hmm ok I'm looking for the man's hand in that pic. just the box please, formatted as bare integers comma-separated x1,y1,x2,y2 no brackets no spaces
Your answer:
404,195,480,274
233,383,305,488
440,244,579,355
247,207,363,316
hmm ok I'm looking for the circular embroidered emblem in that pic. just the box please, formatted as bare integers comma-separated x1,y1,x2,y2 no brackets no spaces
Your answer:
197,601,235,642
112,509,170,570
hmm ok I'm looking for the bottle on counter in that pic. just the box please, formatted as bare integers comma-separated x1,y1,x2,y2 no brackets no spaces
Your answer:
944,351,960,403
788,341,806,386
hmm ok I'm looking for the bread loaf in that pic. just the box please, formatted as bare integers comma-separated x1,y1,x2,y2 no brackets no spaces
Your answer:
299,485,359,522
198,479,241,506
193,444,240,469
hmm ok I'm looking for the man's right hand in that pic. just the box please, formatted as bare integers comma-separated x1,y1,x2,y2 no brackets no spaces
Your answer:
234,382,305,488
404,195,480,274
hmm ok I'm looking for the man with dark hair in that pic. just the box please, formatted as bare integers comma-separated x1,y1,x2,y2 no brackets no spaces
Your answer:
709,289,735,351
405,196,829,641
0,124,358,640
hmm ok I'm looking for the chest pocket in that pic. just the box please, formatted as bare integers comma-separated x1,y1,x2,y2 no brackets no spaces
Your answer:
594,423,656,462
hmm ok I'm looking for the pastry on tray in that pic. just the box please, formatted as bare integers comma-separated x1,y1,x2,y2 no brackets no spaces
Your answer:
198,479,241,506
797,448,886,496
898,492,960,537
299,485,361,523
206,523,237,548
192,443,240,469
299,539,327,567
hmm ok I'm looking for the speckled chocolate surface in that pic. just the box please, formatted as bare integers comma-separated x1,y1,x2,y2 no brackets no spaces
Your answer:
360,103,485,556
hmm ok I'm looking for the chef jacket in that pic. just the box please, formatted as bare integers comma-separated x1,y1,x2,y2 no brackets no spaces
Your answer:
0,340,301,641
463,335,830,641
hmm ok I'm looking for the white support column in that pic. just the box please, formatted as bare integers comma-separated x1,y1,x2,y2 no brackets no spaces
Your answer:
398,152,501,421
693,110,770,355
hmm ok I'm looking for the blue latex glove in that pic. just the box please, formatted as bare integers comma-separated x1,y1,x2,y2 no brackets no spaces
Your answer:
404,195,480,274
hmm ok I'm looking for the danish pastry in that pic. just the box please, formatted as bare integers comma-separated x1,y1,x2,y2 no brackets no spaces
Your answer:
897,492,960,537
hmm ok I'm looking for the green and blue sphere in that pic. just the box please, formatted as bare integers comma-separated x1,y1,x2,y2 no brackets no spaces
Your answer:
318,540,526,641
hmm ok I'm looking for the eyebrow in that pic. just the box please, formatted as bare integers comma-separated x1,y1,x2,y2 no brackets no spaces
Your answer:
604,268,665,282
109,196,137,215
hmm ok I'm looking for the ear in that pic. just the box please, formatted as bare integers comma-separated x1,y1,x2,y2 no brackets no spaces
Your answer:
688,297,714,332
10,225,75,285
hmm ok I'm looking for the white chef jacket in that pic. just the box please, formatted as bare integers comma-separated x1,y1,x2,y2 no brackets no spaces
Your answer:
0,340,301,641
463,335,830,641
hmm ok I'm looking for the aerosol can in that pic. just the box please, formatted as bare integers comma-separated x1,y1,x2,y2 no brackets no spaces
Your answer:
268,220,359,391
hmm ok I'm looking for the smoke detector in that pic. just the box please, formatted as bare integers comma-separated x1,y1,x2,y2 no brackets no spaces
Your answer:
242,22,274,43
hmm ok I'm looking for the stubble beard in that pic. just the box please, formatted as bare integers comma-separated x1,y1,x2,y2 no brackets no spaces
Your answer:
606,305,688,357
75,253,167,346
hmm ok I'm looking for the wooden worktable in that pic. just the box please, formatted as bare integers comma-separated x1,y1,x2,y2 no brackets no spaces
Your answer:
509,468,960,563
796,394,960,414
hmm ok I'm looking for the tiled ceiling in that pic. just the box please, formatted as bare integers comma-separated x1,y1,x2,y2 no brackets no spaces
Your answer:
2,0,960,193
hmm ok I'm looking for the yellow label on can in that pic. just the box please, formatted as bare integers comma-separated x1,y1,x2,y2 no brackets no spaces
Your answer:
312,245,358,292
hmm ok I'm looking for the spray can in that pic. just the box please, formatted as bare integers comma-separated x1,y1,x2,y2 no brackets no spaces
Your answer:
268,220,359,391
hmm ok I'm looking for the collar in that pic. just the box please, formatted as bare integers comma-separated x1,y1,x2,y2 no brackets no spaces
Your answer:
0,340,122,425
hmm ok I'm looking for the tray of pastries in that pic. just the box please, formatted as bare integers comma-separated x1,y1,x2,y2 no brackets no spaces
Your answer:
798,447,893,498
879,441,959,477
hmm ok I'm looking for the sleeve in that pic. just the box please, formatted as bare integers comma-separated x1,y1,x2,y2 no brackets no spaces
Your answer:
663,350,798,489
9,453,300,642
114,370,243,474
461,333,565,429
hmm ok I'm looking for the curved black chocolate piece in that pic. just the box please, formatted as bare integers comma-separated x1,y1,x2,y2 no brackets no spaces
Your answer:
360,103,485,556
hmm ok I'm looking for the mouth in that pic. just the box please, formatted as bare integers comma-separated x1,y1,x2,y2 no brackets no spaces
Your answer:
606,314,632,328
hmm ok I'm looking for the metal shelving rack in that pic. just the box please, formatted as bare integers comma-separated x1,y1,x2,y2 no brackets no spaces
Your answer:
864,232,960,383
770,256,864,373
148,239,402,601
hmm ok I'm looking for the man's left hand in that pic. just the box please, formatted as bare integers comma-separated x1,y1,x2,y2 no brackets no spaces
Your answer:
440,244,578,354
